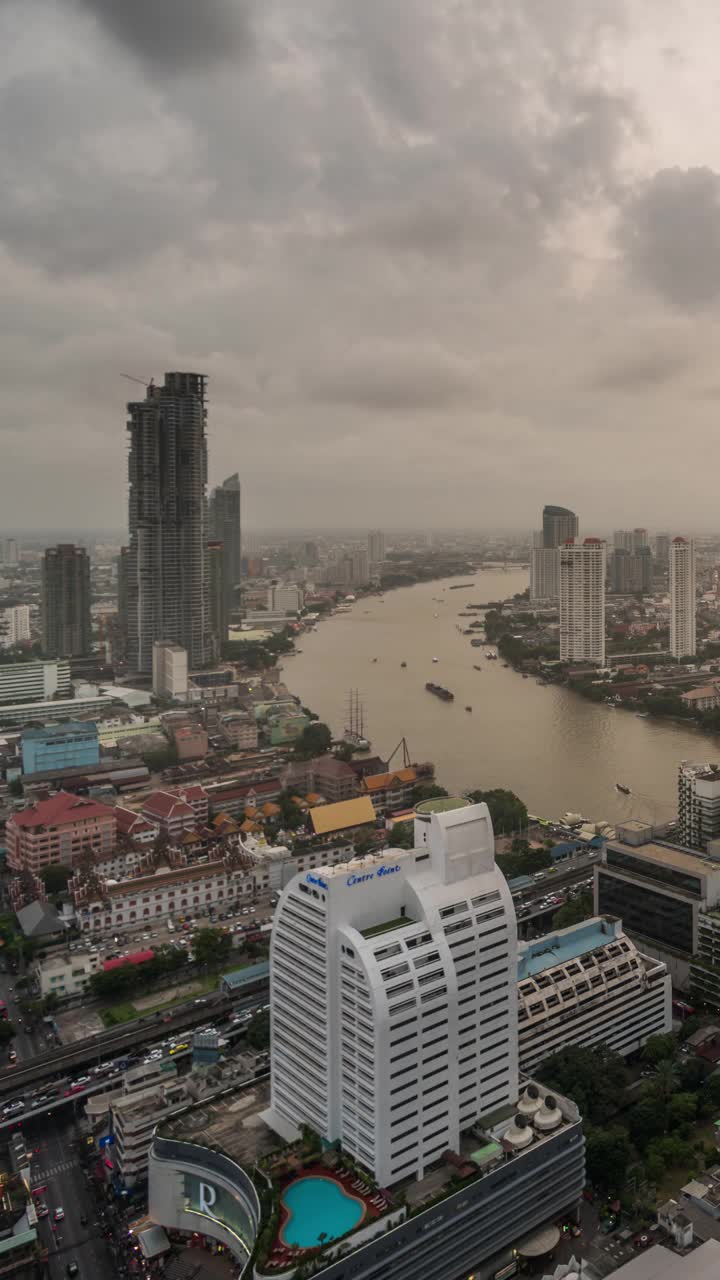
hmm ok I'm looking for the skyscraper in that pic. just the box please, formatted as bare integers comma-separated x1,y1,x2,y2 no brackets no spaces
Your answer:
266,799,518,1186
670,536,696,658
613,530,634,552
655,532,671,563
41,544,92,658
542,504,578,549
207,539,227,655
631,527,649,553
209,473,241,618
559,538,606,665
126,373,212,675
368,528,385,566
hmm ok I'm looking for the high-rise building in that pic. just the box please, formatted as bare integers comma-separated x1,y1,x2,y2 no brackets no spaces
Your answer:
631,527,648,553
152,640,189,701
368,529,385,566
613,530,634,552
655,532,671,563
41,544,92,658
542,504,578,549
559,538,606,665
670,537,696,659
126,373,212,675
209,473,241,618
0,538,19,566
678,762,720,851
207,540,227,654
303,540,319,567
0,605,31,649
530,546,559,602
610,546,652,595
266,799,518,1186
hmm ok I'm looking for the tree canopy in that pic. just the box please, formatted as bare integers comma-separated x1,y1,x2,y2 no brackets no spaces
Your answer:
193,928,233,969
246,1007,270,1051
410,783,449,806
466,788,527,835
293,721,332,760
539,1044,628,1126
551,892,593,930
39,864,73,895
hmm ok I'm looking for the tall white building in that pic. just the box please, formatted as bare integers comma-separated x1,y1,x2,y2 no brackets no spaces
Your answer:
670,536,696,659
0,605,31,649
152,640,189,700
266,799,518,1187
678,762,720,851
368,529,385,568
559,538,606,665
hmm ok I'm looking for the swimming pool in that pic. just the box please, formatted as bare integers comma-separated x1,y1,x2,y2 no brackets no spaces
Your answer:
281,1175,365,1249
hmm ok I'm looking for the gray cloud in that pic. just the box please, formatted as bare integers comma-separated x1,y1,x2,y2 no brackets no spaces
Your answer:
618,167,720,308
306,344,482,412
588,348,694,392
74,0,253,70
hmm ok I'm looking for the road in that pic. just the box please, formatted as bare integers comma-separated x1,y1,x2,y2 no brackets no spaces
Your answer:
27,1109,116,1280
0,964,53,1064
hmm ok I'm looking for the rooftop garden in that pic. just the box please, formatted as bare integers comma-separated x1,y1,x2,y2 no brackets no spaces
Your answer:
360,915,416,940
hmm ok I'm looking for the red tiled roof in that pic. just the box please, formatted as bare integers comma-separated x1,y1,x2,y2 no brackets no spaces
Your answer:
175,785,207,801
10,791,115,830
102,949,155,971
142,792,194,820
114,807,157,836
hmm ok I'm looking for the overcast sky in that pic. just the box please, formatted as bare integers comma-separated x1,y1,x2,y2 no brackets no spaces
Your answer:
2,0,720,533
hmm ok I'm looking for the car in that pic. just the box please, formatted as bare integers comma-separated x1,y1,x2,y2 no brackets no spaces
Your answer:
54,1206,65,1222
70,1076,91,1089
194,997,208,1005
2,1101,24,1117
8,1050,17,1064
36,1202,49,1218
66,1261,79,1277
169,1042,188,1055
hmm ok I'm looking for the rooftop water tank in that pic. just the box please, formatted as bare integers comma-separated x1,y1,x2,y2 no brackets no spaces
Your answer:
534,1094,563,1132
504,1114,534,1150
517,1083,542,1118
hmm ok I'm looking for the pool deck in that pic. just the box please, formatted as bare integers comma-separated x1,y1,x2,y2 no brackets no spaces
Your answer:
264,1164,390,1272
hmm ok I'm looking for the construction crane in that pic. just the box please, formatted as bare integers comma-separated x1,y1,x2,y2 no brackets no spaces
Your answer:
386,736,412,769
121,373,154,391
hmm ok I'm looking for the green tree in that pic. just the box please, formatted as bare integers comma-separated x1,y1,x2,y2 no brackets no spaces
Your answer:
39,865,73,895
293,722,333,760
668,1092,698,1132
552,892,593,929
641,1033,676,1065
466,788,528,835
246,1007,270,1050
651,1059,680,1102
390,821,415,850
539,1044,629,1126
627,1097,667,1152
277,791,306,831
585,1127,632,1193
703,1072,720,1109
192,928,233,970
0,1022,16,1046
644,1153,666,1185
678,1015,702,1043
410,783,449,806
7,778,23,798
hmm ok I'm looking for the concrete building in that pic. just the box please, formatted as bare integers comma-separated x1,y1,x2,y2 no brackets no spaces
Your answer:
530,546,559,602
41,544,92,658
655,532,671,564
173,723,208,761
21,721,100,777
207,539,227,653
126,373,212,675
74,856,255,933
267,583,303,614
311,755,359,802
681,687,720,714
594,821,720,991
0,537,19,565
266,799,519,1186
152,640,188,701
209,472,241,617
517,917,671,1072
559,538,606,665
631,527,649,552
670,537,696,659
0,658,71,707
6,791,116,874
33,948,101,998
611,546,653,595
219,712,258,751
0,605,30,649
679,762,720,850
112,1076,189,1187
141,786,208,837
614,530,634,552
543,504,578,548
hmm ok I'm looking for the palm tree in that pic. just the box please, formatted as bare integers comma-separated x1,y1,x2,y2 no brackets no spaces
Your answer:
652,1058,679,1101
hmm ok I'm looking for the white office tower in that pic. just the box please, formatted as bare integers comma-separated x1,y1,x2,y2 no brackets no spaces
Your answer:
0,605,31,649
670,537,696,659
266,799,518,1186
559,538,606,665
530,546,559,602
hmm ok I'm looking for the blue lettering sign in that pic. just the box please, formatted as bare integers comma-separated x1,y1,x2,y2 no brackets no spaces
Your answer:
377,865,401,878
306,872,328,890
347,864,402,886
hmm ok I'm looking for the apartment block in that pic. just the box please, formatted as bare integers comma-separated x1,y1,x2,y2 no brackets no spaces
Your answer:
6,792,117,874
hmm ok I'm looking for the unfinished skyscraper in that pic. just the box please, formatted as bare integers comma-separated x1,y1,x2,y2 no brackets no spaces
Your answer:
126,373,211,675
41,544,92,658
209,473,241,617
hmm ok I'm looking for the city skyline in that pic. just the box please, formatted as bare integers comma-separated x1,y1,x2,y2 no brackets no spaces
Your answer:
5,4,720,530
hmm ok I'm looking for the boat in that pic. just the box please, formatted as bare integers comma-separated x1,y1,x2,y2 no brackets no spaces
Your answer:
426,682,454,702
400,661,407,668
344,691,371,752
473,665,482,672
470,638,484,647
522,674,529,679
432,656,439,663
615,783,631,795
465,705,472,712
502,663,509,669
636,712,649,718
372,657,379,663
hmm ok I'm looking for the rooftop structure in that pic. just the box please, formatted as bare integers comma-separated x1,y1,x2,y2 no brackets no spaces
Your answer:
6,791,116,874
21,720,99,777
309,796,377,836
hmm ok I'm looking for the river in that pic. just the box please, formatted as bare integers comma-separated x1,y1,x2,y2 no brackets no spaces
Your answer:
280,571,720,826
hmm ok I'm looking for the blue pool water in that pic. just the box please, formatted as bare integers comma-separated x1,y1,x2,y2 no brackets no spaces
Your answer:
281,1176,364,1248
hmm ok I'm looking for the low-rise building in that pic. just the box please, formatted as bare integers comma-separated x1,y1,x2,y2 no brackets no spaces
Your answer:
361,767,420,812
173,724,208,761
681,687,720,713
152,641,189,701
73,850,255,932
0,657,71,707
21,721,100,777
34,948,101,998
678,762,720,851
308,795,377,839
310,755,359,802
6,791,117,874
517,917,671,1072
220,712,258,751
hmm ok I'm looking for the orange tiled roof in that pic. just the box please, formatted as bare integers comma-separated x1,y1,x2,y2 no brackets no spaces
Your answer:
363,768,417,792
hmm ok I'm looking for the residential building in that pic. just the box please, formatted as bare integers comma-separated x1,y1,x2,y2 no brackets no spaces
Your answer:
594,821,720,991
543,504,578,548
126,372,212,675
173,724,208,760
266,798,519,1185
631,527,649,552
611,546,653,595
559,538,606,665
6,792,117,874
368,529,385,574
152,640,188,701
670,537,696,659
0,537,19,565
41,544,92,658
203,776,282,820
140,788,207,840
0,605,31,649
681,686,720,713
530,546,559,602
678,762,720,850
655,532,671,563
209,472,241,617
219,712,258,750
21,721,100,777
361,767,421,813
310,755,359,802
112,1077,189,1187
613,530,634,553
34,949,102,998
517,917,671,1072
267,583,303,614
0,657,71,707
113,807,159,848
207,540,227,653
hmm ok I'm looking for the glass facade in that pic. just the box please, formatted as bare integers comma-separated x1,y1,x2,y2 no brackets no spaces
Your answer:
598,871,694,955
605,848,702,898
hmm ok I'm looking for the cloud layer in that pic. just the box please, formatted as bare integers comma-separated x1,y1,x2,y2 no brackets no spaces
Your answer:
3,0,720,531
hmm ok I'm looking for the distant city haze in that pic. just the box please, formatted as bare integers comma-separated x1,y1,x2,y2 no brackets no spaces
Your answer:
4,4,720,528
